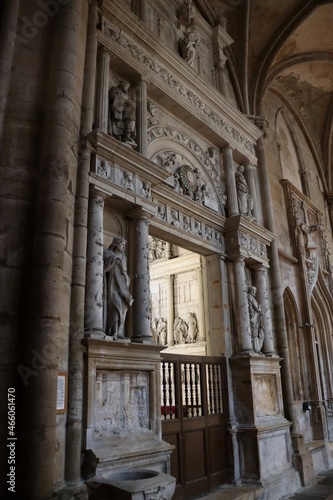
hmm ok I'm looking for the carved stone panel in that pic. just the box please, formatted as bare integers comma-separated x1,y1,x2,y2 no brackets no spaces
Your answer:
94,370,149,437
253,375,279,417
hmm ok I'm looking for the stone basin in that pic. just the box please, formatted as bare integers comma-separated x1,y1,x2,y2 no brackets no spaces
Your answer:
87,469,176,499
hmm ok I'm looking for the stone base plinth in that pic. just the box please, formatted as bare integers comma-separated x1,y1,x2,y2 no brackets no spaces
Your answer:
82,339,173,480
230,355,300,496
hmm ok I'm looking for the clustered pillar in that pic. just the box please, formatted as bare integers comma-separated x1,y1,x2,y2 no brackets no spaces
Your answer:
255,265,275,355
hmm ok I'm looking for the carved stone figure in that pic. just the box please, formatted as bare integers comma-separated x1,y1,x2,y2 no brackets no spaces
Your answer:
157,317,168,345
183,215,191,232
157,204,166,220
155,152,177,172
141,180,151,199
177,0,195,29
103,238,134,339
187,312,198,343
147,100,159,126
181,30,199,67
170,209,180,227
108,80,136,147
121,170,134,191
235,165,254,218
174,317,188,344
247,286,265,354
149,238,165,261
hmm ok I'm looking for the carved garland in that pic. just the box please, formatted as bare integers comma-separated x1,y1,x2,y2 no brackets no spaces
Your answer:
103,21,256,155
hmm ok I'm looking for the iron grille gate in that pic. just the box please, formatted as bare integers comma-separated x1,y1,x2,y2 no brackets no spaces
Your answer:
161,355,231,499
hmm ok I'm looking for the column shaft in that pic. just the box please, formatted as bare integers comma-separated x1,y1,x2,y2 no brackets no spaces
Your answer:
245,161,260,223
95,48,110,133
132,214,153,342
65,0,98,483
19,2,87,497
167,275,174,346
255,266,275,355
234,258,253,353
196,264,206,342
256,129,296,428
136,78,148,156
85,189,105,337
223,146,238,217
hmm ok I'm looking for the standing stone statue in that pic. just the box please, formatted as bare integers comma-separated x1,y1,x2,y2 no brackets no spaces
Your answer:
235,165,254,218
103,237,133,339
182,30,199,67
108,80,136,146
247,286,265,354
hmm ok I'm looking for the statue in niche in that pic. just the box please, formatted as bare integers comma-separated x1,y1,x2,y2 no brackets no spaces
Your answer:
157,317,168,345
187,312,198,343
147,100,159,127
97,159,111,179
174,172,184,194
193,220,202,236
121,170,134,191
170,209,180,227
247,286,265,354
157,204,166,220
183,215,191,232
181,29,200,67
103,237,134,339
141,180,151,199
235,165,254,218
108,80,136,147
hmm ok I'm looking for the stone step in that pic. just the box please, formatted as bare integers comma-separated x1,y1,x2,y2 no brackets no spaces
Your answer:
194,484,263,500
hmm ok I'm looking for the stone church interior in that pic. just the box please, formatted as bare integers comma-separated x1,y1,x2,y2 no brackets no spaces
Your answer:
1,0,333,498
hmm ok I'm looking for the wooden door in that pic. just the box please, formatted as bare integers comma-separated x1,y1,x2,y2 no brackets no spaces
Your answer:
161,355,231,499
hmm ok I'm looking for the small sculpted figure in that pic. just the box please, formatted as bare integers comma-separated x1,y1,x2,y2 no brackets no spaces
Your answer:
235,165,254,218
109,80,136,146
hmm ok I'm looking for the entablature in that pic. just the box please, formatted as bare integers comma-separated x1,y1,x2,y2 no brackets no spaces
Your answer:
98,1,261,163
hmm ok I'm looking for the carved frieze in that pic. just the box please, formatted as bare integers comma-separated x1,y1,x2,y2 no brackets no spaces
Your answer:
103,21,256,155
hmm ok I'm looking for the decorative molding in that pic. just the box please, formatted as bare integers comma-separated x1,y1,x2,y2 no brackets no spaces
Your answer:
103,21,256,155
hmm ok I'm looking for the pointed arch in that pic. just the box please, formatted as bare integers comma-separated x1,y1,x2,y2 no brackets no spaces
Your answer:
283,287,304,401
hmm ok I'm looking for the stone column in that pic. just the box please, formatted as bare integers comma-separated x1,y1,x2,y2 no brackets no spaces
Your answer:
136,77,148,156
95,47,110,133
255,265,276,355
234,257,253,353
166,274,175,346
18,2,88,498
130,209,154,342
85,188,105,338
245,160,260,223
223,146,238,217
65,0,98,485
256,122,297,428
196,264,206,342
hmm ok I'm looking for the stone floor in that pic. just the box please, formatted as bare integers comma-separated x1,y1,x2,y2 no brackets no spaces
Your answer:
193,469,333,500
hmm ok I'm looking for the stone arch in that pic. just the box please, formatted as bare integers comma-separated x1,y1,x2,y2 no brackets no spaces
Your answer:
311,270,333,407
147,126,226,215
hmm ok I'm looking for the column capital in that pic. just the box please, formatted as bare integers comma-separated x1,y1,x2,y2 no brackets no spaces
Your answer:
221,144,235,153
127,206,155,220
89,185,108,199
135,76,150,86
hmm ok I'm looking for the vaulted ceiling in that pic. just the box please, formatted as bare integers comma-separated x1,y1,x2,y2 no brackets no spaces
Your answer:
195,0,333,192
